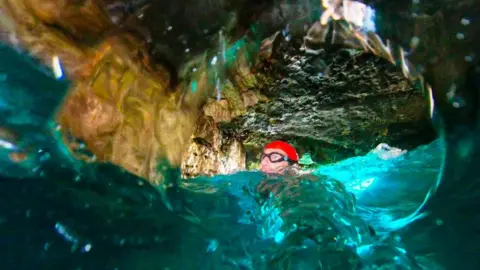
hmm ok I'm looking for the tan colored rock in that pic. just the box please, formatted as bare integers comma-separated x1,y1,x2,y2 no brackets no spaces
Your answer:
203,99,234,123
181,116,245,178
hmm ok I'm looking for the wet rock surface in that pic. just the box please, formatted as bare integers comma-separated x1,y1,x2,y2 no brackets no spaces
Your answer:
181,115,245,178
217,38,436,165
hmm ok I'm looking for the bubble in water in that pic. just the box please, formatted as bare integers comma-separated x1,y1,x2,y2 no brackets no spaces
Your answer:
456,33,465,40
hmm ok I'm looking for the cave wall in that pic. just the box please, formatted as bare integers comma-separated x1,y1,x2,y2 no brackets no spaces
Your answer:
180,115,246,178
2,0,436,180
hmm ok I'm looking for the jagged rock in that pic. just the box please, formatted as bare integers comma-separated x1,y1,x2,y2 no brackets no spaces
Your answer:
181,116,245,178
218,38,436,165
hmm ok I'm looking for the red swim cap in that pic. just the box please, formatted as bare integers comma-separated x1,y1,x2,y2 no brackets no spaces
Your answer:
264,141,299,162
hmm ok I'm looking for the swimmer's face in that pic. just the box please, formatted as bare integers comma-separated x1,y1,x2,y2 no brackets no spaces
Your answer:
260,148,290,174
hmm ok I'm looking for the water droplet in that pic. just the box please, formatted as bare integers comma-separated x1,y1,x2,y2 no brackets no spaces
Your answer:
435,218,443,225
39,152,51,162
210,56,217,65
0,138,16,150
74,175,81,182
464,53,475,62
456,33,465,40
137,13,144,19
185,48,190,53
167,26,172,31
461,18,470,26
452,100,464,108
44,242,50,251
82,243,92,252
192,68,197,72
51,56,64,79
410,36,420,49
207,239,219,252
446,83,457,100
215,78,222,101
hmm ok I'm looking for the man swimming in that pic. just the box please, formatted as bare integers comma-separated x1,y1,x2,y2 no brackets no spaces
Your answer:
260,140,299,175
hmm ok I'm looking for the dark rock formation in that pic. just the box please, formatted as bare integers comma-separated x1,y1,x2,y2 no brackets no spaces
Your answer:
217,37,436,167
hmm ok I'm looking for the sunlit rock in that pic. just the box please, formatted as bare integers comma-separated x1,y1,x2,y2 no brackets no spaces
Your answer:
181,116,245,178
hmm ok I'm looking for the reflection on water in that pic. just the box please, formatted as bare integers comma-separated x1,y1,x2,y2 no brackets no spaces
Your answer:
316,139,443,234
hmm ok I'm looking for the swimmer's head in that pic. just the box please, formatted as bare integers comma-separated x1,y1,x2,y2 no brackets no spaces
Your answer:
260,141,298,175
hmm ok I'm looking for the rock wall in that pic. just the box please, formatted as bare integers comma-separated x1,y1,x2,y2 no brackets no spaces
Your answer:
181,115,246,178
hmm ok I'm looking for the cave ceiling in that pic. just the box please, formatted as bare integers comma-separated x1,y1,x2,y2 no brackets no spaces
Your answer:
1,0,436,180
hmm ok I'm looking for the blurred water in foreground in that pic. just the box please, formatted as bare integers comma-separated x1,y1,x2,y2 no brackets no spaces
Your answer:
0,42,445,269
